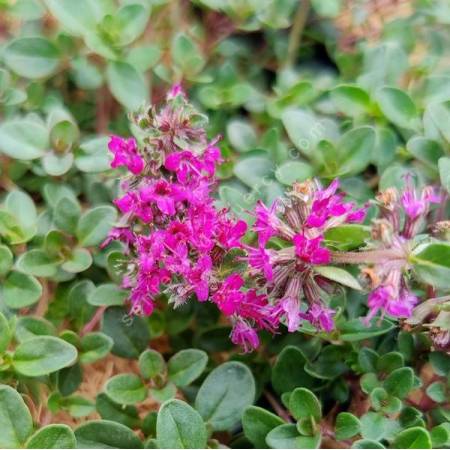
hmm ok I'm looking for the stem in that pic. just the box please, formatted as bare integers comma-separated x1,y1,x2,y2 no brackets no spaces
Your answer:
330,249,405,265
286,0,310,68
81,306,106,336
264,390,292,423
35,279,50,317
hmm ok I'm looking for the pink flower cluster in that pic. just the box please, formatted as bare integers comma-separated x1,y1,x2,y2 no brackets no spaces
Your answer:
243,179,366,340
103,88,269,350
104,88,441,353
364,178,440,321
109,144,248,317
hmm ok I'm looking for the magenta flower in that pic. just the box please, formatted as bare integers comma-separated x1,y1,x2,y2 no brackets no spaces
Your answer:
306,179,366,228
168,83,185,98
241,179,366,336
367,285,418,321
293,234,330,265
237,289,278,333
401,176,440,220
252,200,281,245
305,303,335,332
165,151,204,184
202,145,223,175
212,273,245,315
277,296,302,332
245,245,274,281
140,179,185,216
186,255,213,302
114,191,153,223
100,227,135,250
215,215,247,249
108,135,144,175
230,320,260,353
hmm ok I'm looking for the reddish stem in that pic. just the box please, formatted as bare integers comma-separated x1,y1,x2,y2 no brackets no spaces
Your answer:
81,306,106,336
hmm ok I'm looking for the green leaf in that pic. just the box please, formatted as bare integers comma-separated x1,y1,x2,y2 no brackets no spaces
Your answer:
0,245,13,276
126,45,161,72
0,211,27,244
429,352,450,376
335,412,361,440
430,423,450,448
384,367,414,399
289,388,321,421
227,119,257,152
70,56,103,90
4,37,60,79
75,136,111,173
87,283,128,307
243,406,284,449
16,249,60,277
5,190,37,235
339,318,395,341
195,361,255,431
96,393,141,429
168,349,208,387
282,109,327,157
407,137,444,171
275,161,314,185
311,0,342,17
0,384,33,448
12,336,77,376
330,84,371,117
156,399,207,449
0,312,11,354
106,61,148,111
426,381,447,403
42,152,73,176
335,126,375,176
375,86,418,129
3,271,42,309
392,427,432,449
61,395,95,418
360,412,400,441
314,266,362,290
58,363,82,396
351,439,385,449
439,157,450,193
171,33,205,77
62,248,93,273
139,349,166,379
101,306,150,359
105,373,147,405
53,196,81,234
44,0,112,35
324,225,370,251
76,205,117,247
0,119,48,160
266,424,321,449
411,242,450,290
149,383,177,404
74,420,143,449
26,424,76,449
79,332,113,364
272,346,315,394
15,316,56,342
233,154,274,188
116,4,150,46
370,388,402,413
358,348,379,373
360,373,380,394
376,352,404,374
